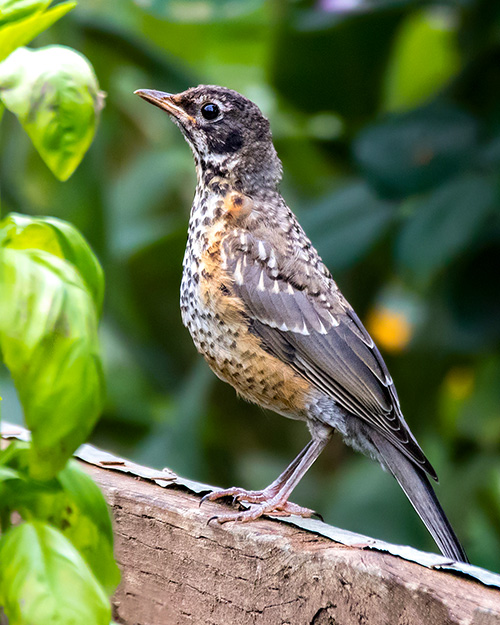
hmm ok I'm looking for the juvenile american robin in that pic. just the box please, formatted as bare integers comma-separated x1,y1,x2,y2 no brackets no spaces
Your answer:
135,85,468,562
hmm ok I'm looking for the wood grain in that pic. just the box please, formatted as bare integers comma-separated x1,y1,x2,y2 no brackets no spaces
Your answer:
81,463,500,625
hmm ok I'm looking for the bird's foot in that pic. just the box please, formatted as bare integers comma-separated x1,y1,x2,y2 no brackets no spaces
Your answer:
202,487,319,524
201,486,272,506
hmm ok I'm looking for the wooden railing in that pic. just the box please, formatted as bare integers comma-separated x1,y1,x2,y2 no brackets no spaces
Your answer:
2,424,500,625
86,462,500,625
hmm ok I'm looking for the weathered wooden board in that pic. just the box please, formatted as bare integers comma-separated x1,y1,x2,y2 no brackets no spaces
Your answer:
81,464,500,625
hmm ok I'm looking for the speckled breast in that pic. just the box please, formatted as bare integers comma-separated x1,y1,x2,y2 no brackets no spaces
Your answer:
180,188,311,421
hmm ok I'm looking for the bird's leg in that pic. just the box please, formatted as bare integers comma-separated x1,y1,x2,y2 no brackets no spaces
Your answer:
202,440,314,505
203,436,330,523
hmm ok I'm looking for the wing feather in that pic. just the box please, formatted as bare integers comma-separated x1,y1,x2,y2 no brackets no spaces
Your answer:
222,233,436,478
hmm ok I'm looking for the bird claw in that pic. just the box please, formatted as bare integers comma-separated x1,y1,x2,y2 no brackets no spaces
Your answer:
311,510,324,523
266,501,318,519
201,488,318,524
200,482,321,524
200,491,215,507
200,486,268,506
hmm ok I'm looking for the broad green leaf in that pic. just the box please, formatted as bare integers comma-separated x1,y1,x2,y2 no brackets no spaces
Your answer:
0,464,23,530
0,439,29,467
0,2,75,62
0,0,49,27
0,465,21,481
0,446,57,529
0,45,104,179
0,521,110,625
0,444,119,592
354,104,478,198
299,181,395,270
57,461,120,593
1,213,104,312
0,242,105,479
20,461,120,594
0,470,57,509
384,8,460,112
0,443,68,515
396,175,496,284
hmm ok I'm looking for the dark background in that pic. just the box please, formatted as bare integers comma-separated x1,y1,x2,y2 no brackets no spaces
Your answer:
1,0,499,570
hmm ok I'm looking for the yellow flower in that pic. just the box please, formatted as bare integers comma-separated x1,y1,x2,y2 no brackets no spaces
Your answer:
366,306,413,353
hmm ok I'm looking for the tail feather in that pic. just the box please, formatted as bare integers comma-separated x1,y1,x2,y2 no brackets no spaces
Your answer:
370,430,468,563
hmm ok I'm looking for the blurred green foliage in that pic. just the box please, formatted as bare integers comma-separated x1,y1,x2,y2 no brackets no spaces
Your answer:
1,0,500,572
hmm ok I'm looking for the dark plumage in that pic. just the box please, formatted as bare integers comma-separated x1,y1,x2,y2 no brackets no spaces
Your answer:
136,84,468,563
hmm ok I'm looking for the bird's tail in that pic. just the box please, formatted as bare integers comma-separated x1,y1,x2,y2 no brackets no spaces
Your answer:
369,429,468,563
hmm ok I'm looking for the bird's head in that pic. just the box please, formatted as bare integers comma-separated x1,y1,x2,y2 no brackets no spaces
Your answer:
135,84,282,193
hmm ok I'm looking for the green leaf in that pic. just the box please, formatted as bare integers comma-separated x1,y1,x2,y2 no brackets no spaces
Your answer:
299,181,396,270
45,461,120,594
0,0,50,27
0,217,105,479
396,174,496,284
0,464,21,481
0,444,119,592
0,521,111,625
0,439,29,467
0,45,104,179
0,2,75,62
384,8,460,112
354,104,479,198
0,465,23,528
1,213,104,312
0,444,57,529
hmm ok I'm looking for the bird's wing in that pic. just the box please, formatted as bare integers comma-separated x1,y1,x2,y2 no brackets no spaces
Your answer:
221,230,437,479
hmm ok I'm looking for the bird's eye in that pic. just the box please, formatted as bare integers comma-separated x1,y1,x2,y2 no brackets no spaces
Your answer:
201,103,220,120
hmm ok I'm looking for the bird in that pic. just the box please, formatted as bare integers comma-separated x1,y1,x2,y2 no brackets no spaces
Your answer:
135,84,468,563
